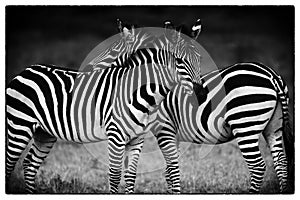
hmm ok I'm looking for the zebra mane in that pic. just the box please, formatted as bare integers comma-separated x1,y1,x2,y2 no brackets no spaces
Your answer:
87,27,156,71
87,18,202,80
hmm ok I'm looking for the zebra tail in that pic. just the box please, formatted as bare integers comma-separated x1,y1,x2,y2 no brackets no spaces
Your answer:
277,78,294,193
283,113,294,193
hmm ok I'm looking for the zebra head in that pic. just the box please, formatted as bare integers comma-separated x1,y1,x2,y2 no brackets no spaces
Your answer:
115,19,203,96
116,19,155,56
87,19,153,70
163,19,203,95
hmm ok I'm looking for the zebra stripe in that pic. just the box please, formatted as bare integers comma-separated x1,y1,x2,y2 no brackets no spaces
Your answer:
150,62,292,193
6,25,201,193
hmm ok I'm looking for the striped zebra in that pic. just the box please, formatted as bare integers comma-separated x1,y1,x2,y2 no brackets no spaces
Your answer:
6,21,202,193
151,62,293,193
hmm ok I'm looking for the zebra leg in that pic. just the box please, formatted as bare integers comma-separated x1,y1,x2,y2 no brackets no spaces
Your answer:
23,127,57,193
236,133,266,193
263,103,288,192
6,118,33,179
156,126,180,194
267,136,288,193
124,136,144,193
164,167,172,193
107,125,126,193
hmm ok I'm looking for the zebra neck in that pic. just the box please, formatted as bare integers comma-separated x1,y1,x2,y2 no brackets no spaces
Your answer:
111,67,175,137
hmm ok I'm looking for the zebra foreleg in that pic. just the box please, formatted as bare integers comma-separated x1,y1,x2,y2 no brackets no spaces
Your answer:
156,126,180,194
107,126,126,193
124,136,144,193
236,134,266,193
23,127,57,193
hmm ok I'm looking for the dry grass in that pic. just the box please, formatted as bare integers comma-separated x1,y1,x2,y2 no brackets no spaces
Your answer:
6,135,280,194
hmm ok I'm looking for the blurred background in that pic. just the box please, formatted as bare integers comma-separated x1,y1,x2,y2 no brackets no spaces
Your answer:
6,6,294,193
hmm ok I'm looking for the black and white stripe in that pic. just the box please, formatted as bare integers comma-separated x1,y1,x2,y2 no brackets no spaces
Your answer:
6,24,201,193
150,62,293,193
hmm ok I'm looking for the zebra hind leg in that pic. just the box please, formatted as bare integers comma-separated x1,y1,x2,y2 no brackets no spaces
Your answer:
23,126,57,193
164,167,172,193
263,103,288,193
236,133,266,193
6,118,33,182
124,136,144,193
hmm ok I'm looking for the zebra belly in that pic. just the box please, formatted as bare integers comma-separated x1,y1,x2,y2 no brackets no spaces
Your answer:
35,122,107,143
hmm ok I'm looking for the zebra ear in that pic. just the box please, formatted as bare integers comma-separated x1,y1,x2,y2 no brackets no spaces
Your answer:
164,20,174,29
117,18,123,33
164,20,177,44
191,19,202,40
171,25,183,45
176,25,183,38
122,27,131,38
117,19,135,41
131,25,135,37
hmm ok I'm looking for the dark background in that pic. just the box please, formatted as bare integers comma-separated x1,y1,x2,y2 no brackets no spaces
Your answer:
6,5,294,117
5,6,295,194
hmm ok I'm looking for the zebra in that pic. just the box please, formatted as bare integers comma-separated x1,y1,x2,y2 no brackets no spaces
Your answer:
88,19,205,193
97,19,204,191
151,62,293,193
5,21,203,193
107,19,293,193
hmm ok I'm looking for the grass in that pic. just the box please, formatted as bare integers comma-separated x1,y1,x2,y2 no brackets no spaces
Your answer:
6,134,280,194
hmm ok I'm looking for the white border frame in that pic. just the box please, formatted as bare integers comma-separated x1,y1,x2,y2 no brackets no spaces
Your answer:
1,2,298,200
